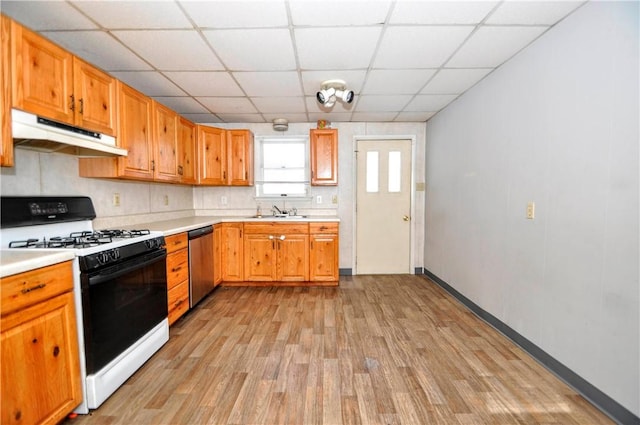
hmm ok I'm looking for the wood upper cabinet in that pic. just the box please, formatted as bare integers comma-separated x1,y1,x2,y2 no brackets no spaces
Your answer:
178,117,197,185
1,261,82,425
198,126,254,186
1,15,13,167
10,19,116,136
198,125,226,185
79,82,153,180
152,101,180,183
244,223,309,282
309,222,339,282
310,128,338,186
227,129,253,186
221,222,244,282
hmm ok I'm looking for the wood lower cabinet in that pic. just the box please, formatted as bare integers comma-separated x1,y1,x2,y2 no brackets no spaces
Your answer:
221,223,244,282
213,224,222,285
165,233,189,325
310,128,338,186
244,223,309,282
1,260,82,425
309,222,339,282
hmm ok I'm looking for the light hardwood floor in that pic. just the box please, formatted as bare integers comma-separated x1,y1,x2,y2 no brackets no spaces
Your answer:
63,275,614,425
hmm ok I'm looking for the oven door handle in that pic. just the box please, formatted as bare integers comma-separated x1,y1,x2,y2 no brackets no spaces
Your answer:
86,249,166,287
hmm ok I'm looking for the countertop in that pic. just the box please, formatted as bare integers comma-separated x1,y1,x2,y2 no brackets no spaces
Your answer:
130,215,340,236
0,250,76,278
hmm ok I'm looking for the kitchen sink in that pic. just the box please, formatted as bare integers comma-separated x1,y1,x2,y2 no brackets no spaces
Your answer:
250,215,308,219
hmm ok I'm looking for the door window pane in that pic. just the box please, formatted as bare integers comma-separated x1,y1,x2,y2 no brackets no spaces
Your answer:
388,151,401,193
366,151,379,193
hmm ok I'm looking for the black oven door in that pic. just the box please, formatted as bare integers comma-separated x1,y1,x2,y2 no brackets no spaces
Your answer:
81,249,167,375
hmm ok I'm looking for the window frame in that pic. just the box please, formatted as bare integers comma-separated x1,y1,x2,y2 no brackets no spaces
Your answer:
254,135,311,199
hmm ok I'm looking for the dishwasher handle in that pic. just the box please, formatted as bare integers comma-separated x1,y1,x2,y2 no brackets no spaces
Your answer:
188,225,213,239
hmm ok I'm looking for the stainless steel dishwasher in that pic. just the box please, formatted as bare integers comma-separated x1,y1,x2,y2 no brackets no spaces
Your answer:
188,225,215,307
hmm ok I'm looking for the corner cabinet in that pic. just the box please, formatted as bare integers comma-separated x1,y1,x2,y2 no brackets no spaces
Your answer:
1,261,82,425
198,126,253,186
1,15,13,167
310,128,338,186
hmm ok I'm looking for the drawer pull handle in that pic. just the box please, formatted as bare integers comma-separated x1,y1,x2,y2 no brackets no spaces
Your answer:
21,283,46,294
172,266,182,272
175,299,184,307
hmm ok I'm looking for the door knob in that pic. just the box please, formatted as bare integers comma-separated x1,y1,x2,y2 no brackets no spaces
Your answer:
403,215,410,221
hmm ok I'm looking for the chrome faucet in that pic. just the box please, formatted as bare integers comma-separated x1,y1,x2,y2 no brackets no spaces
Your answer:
272,205,283,215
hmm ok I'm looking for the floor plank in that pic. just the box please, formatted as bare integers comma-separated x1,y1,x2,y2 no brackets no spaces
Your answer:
63,275,615,425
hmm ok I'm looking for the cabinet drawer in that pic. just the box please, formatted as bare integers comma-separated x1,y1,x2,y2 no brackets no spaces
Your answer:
165,233,188,254
167,280,189,326
166,249,188,288
244,222,308,235
1,261,73,316
309,222,338,234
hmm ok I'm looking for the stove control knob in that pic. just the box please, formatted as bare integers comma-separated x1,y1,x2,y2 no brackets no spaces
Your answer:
97,252,110,265
109,249,121,261
145,238,159,250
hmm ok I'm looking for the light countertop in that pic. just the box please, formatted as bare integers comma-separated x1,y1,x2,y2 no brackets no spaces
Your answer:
129,216,340,236
0,250,75,278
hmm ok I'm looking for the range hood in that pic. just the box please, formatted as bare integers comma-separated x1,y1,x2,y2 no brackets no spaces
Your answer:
11,109,128,157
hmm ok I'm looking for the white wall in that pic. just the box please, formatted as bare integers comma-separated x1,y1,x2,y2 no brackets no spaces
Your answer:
424,1,638,416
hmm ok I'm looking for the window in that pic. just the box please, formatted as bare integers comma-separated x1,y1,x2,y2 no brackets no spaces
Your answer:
255,136,310,198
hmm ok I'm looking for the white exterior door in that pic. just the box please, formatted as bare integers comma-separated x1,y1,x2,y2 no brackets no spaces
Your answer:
356,139,412,274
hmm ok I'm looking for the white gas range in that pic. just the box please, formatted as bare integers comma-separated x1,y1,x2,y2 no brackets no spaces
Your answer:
0,196,169,414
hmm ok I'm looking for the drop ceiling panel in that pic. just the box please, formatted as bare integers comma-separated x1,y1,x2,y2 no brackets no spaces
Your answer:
306,97,354,114
374,26,475,68
390,1,498,24
41,31,152,71
301,71,367,96
363,70,437,94
356,95,413,112
1,1,97,30
447,26,548,68
216,114,265,123
352,112,399,122
486,1,583,25
197,97,258,114
72,1,192,29
308,112,353,123
296,27,383,69
233,72,302,97
263,113,309,123
111,71,186,96
163,72,244,96
203,29,296,71
422,69,493,94
153,97,209,114
113,30,223,70
395,111,436,121
182,114,223,124
289,0,392,26
404,94,459,112
180,1,288,28
251,97,306,113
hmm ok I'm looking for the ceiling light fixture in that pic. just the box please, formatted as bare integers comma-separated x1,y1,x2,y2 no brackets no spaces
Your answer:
316,79,354,108
272,118,288,131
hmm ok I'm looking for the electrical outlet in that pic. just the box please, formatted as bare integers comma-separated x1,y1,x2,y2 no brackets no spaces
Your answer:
526,201,535,219
316,195,322,204
163,195,169,206
221,196,228,205
113,193,120,207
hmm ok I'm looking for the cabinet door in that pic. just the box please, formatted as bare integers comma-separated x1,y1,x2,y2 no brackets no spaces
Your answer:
222,223,244,281
228,129,253,186
213,225,222,285
1,15,13,167
11,21,73,123
198,125,227,185
178,117,197,185
153,101,180,182
310,128,338,186
244,234,276,281
118,82,154,179
278,234,309,281
310,234,339,281
73,57,116,136
1,292,82,425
